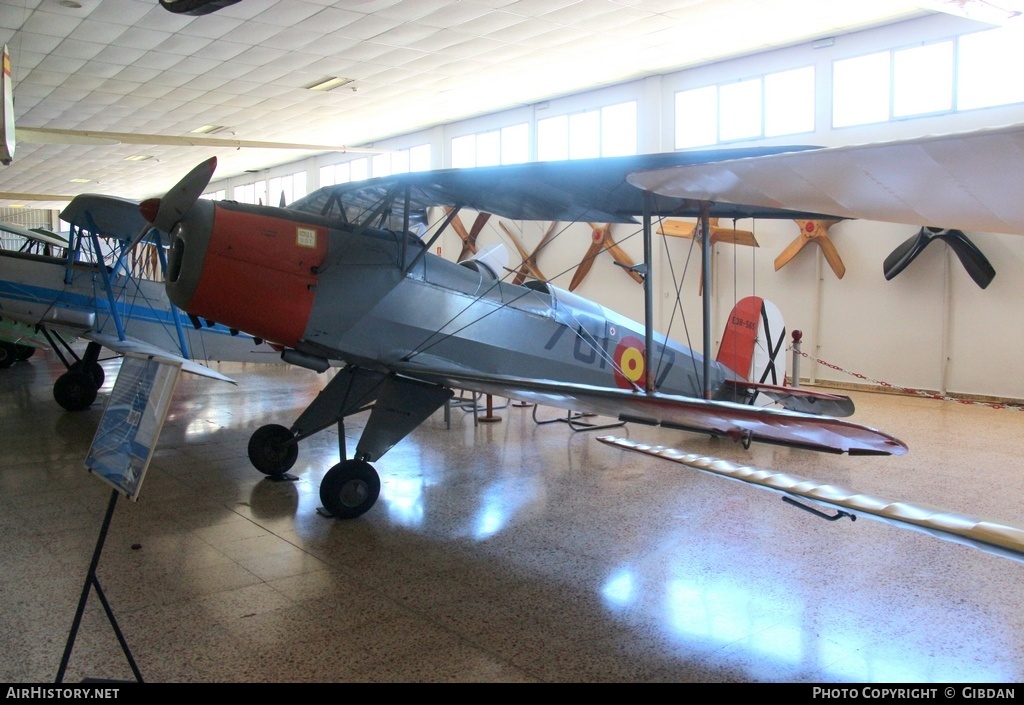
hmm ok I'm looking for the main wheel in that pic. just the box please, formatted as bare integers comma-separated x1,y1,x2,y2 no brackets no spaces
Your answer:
248,423,298,476
69,360,105,388
53,370,98,411
0,342,17,368
15,345,35,361
319,459,381,519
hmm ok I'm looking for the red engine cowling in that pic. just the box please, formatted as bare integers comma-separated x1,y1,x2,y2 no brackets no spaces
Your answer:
167,201,328,348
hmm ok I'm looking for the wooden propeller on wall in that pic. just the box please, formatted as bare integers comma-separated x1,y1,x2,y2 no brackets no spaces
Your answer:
775,219,845,279
445,206,492,262
658,218,758,295
499,221,558,284
569,223,643,292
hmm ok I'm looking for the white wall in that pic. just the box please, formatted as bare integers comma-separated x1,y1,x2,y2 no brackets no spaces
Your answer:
205,13,1024,402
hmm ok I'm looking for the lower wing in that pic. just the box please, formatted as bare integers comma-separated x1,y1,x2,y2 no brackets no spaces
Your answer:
399,365,906,456
85,331,236,383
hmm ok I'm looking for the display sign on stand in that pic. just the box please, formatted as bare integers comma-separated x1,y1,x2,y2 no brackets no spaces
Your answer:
85,353,182,500
58,353,183,684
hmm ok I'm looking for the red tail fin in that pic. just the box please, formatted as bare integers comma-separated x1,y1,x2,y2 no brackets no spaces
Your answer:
717,296,786,384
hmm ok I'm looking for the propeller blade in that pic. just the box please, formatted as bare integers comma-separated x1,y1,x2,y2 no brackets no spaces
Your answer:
774,233,807,271
936,228,996,289
883,227,931,281
816,233,846,279
569,238,604,291
468,212,491,239
144,156,218,234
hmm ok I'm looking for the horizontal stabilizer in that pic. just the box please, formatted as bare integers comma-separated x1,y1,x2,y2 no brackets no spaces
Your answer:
715,379,856,417
598,436,1024,565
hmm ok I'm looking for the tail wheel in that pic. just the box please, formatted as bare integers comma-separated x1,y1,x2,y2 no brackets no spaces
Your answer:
319,460,381,519
248,423,298,476
53,370,98,411
15,345,35,361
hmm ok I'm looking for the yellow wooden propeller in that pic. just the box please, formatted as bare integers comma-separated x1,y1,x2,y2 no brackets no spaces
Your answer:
775,219,845,279
658,218,759,295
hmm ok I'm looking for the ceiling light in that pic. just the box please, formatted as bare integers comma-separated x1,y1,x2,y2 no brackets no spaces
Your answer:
190,125,226,135
123,154,152,162
69,178,90,183
304,77,354,92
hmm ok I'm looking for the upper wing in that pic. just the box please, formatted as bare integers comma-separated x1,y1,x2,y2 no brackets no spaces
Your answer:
0,221,68,248
288,148,839,227
60,194,151,244
627,123,1024,236
85,331,236,384
396,364,906,456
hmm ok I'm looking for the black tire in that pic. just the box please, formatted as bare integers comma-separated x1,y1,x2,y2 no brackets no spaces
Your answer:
69,360,105,388
53,371,98,411
248,424,298,476
0,342,17,369
15,345,35,361
319,459,381,519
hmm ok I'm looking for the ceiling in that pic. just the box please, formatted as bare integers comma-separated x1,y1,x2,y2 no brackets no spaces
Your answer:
0,0,952,211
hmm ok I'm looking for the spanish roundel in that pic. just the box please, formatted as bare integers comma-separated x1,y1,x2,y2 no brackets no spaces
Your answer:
613,336,646,389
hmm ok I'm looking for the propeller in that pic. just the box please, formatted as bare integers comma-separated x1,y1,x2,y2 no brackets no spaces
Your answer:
131,156,218,252
445,207,492,262
884,226,996,289
658,218,759,295
500,220,557,284
775,219,845,279
569,223,643,292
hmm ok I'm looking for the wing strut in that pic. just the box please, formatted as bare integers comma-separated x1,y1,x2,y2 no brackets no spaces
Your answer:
642,191,655,393
700,203,712,399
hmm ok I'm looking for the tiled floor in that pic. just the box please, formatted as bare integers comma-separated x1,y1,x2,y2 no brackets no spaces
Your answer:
3,348,1024,683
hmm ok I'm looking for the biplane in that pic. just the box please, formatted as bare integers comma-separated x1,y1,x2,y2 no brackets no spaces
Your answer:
0,193,275,409
130,144,928,521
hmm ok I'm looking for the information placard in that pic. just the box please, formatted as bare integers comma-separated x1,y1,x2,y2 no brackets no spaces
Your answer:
85,354,182,501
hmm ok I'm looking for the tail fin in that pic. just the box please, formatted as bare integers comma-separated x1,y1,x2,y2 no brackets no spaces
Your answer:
717,296,786,385
715,296,857,417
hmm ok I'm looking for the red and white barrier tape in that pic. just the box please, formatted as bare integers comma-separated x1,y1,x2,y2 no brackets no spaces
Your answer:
790,348,1024,411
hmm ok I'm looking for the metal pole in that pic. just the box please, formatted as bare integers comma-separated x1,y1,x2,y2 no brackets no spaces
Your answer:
642,191,654,393
700,204,712,399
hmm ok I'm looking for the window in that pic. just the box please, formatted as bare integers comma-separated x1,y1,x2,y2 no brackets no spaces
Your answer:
958,24,1024,110
538,101,637,161
833,51,891,127
232,180,266,205
451,125,528,168
675,86,718,148
719,78,762,142
894,42,953,118
319,158,368,187
764,66,815,137
268,171,307,207
675,67,813,147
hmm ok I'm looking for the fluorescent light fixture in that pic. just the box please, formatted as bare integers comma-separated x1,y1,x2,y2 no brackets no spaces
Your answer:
69,178,90,183
190,124,226,134
123,154,152,162
304,76,354,92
